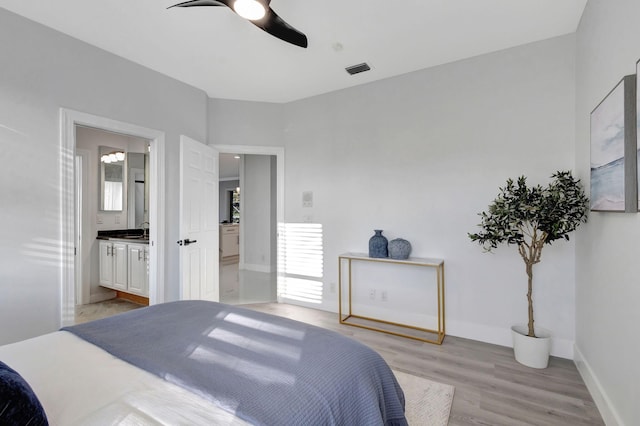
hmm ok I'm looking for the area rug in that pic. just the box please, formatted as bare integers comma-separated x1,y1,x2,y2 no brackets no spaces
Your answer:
393,370,455,426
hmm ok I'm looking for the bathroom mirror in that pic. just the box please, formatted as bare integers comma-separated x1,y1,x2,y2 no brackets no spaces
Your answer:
99,145,125,211
127,151,149,228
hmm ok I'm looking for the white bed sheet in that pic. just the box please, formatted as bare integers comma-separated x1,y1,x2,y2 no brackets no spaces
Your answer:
0,331,250,425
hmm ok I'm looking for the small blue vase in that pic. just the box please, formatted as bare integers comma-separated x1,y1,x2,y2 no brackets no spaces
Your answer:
389,238,411,260
369,230,388,258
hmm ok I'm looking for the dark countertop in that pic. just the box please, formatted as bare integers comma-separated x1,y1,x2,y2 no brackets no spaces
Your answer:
97,229,149,244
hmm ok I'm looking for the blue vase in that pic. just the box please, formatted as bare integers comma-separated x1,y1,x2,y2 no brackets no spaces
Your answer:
369,230,388,258
389,238,411,260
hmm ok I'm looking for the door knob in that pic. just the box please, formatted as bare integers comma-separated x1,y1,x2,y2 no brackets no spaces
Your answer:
177,238,198,246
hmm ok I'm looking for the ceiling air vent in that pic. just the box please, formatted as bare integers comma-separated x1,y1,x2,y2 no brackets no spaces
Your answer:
345,62,371,75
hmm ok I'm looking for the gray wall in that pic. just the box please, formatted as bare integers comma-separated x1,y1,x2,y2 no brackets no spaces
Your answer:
575,0,640,424
209,34,579,357
0,8,207,344
208,98,284,147
242,155,277,272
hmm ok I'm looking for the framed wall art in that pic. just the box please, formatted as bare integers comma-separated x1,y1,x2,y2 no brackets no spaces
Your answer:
590,74,637,212
637,59,640,210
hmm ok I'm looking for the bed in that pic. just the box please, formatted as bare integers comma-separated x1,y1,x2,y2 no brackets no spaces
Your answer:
0,300,407,425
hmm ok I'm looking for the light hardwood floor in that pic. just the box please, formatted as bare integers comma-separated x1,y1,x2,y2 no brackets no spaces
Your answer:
74,298,143,323
242,302,604,426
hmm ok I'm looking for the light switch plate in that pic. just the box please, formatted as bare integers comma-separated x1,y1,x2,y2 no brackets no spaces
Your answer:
302,191,313,208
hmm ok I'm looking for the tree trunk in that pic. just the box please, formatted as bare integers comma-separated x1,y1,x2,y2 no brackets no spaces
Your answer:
526,261,535,337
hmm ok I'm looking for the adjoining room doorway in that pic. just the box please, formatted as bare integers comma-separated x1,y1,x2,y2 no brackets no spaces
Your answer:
215,145,284,305
60,109,166,327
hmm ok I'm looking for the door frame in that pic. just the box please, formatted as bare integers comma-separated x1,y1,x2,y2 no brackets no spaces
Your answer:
60,108,166,326
74,149,89,305
213,145,284,298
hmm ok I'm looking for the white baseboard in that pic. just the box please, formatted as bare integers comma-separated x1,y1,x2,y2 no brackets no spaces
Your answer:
446,319,574,359
574,345,622,426
89,290,116,304
242,263,273,273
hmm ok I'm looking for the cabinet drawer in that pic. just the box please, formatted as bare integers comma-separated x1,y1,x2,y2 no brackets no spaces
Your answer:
221,226,239,235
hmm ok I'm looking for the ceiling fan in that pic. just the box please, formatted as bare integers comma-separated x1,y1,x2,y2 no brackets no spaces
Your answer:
169,0,308,48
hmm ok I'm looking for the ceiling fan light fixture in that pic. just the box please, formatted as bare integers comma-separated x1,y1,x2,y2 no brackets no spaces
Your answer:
169,0,307,47
234,0,266,21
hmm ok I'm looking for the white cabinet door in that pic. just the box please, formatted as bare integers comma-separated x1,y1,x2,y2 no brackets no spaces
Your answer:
127,243,148,296
99,241,114,287
112,243,128,291
220,225,239,258
222,233,239,257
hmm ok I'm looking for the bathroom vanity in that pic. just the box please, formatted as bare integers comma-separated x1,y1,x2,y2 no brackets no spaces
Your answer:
98,234,149,298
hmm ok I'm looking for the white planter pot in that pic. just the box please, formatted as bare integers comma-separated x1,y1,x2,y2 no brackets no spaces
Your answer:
511,325,551,369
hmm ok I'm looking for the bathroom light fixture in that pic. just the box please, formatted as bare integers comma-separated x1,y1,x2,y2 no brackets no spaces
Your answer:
101,151,126,163
234,0,265,21
234,155,241,159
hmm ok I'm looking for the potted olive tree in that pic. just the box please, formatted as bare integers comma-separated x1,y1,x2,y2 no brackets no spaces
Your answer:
469,171,588,368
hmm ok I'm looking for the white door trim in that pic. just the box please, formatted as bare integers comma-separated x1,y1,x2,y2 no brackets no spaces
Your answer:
75,149,90,305
60,108,166,327
212,145,284,300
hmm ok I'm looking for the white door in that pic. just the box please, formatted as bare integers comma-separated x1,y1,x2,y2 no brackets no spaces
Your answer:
179,136,219,301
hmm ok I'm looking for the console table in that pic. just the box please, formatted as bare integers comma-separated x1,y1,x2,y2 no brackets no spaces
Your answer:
338,253,445,344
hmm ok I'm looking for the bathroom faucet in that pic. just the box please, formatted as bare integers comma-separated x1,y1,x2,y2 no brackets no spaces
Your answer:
138,221,150,238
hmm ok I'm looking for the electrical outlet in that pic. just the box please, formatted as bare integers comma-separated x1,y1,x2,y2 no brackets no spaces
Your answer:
115,215,120,224
369,289,376,300
381,290,388,302
329,282,336,293
96,215,103,224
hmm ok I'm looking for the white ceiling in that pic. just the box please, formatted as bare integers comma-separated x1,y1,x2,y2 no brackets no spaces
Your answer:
0,0,587,103
219,153,240,180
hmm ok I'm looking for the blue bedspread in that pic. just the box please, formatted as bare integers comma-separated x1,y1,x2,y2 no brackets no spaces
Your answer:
63,301,407,426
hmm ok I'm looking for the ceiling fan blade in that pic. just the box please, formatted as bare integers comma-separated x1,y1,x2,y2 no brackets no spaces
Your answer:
253,7,308,48
168,0,229,8
169,0,307,48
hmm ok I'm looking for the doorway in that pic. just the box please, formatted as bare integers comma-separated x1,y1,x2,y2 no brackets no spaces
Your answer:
60,109,166,327
214,145,284,304
75,126,152,307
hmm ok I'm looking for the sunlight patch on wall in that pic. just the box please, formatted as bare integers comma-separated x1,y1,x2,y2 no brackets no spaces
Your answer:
21,238,68,268
0,124,28,138
279,223,324,304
